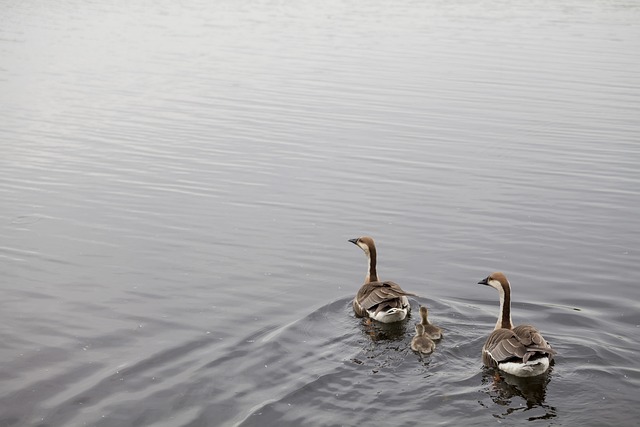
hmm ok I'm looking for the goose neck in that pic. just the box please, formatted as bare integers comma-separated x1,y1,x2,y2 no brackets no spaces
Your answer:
366,248,378,283
495,283,513,330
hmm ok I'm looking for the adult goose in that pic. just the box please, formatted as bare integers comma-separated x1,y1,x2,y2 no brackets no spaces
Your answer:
418,305,443,340
349,236,415,323
411,324,435,355
478,272,556,377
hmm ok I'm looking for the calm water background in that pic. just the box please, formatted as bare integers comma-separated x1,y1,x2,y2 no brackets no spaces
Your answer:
1,0,640,426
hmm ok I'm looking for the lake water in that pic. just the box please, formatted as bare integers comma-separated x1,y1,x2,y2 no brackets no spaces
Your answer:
1,0,640,426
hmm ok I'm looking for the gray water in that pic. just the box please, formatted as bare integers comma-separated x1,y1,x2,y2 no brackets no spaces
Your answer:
1,0,640,426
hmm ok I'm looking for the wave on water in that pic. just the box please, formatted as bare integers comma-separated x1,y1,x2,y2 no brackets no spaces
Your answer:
8,295,637,427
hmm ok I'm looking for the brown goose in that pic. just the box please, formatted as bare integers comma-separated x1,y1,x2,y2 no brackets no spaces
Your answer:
411,324,435,355
478,272,556,377
418,305,443,340
348,236,415,323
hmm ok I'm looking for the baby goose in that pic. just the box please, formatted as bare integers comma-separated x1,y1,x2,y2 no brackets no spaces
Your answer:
349,236,416,323
418,305,443,340
411,324,435,355
478,272,557,377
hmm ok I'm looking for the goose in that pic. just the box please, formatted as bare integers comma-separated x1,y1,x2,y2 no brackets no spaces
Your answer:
478,272,556,377
418,305,443,340
411,323,435,355
348,236,415,323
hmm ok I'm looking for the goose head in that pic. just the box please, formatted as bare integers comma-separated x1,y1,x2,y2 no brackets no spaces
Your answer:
348,236,375,256
415,323,425,336
478,271,510,292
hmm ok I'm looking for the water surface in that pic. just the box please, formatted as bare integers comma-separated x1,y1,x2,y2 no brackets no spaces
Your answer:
1,0,640,426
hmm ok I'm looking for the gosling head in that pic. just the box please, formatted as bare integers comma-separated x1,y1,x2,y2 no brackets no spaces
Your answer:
415,323,425,336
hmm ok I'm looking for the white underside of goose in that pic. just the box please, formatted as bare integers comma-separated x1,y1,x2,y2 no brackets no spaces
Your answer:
368,307,409,323
493,355,550,377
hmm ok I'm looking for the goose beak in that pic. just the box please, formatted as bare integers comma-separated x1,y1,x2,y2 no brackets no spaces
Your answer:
478,277,489,285
348,238,358,245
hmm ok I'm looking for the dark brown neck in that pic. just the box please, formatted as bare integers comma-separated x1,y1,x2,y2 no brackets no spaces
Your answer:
500,283,512,329
368,247,378,282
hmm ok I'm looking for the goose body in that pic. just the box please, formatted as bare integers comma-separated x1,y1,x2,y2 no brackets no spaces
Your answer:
418,305,443,340
411,324,435,355
478,272,556,377
349,236,415,323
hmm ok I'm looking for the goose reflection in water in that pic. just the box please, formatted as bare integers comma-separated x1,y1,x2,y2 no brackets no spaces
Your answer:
480,367,557,421
358,316,409,342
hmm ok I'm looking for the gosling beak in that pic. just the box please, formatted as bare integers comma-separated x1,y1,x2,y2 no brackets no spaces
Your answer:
348,238,359,245
478,277,489,285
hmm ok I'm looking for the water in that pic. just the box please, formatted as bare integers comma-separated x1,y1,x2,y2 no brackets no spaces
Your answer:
1,0,640,425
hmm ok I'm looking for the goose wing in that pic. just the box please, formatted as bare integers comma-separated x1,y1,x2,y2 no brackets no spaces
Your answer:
484,329,527,365
512,325,557,362
356,281,416,311
484,326,556,365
